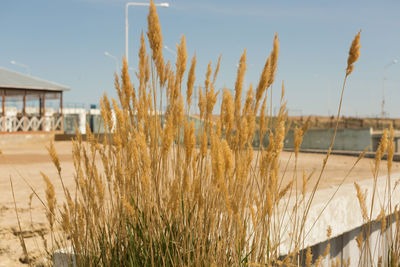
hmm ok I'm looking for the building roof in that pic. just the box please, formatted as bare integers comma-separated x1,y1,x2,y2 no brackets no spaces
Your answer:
0,67,70,92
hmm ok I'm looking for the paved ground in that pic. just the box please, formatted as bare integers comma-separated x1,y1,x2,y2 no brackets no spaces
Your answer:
0,140,399,266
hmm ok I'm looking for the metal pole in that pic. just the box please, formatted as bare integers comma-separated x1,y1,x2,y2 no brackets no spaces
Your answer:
42,94,46,131
23,91,26,117
39,95,42,118
60,92,64,132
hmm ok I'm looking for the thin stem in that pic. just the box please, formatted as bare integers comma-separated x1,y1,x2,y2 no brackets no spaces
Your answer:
10,176,31,266
299,74,348,239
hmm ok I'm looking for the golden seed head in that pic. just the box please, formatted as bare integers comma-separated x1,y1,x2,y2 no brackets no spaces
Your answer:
234,49,247,124
255,56,271,112
346,30,361,76
375,128,388,172
268,33,279,86
212,54,222,85
204,61,212,91
278,179,293,201
259,95,267,141
221,139,233,176
147,0,163,62
356,231,364,250
201,131,207,158
354,182,369,221
138,32,146,82
145,54,150,85
198,86,206,119
294,127,304,158
305,247,313,267
377,208,386,234
46,141,61,174
186,53,197,106
221,89,234,140
274,120,286,154
161,117,174,157
122,197,135,217
41,172,56,229
327,226,332,239
176,34,187,84
60,204,70,233
205,83,218,119
242,85,254,117
121,57,133,108
210,134,224,187
184,120,196,164
380,128,388,156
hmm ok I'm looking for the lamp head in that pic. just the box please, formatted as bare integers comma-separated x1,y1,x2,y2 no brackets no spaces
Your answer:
159,3,169,7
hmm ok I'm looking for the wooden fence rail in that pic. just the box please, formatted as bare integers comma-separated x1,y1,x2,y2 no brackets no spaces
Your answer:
0,116,63,132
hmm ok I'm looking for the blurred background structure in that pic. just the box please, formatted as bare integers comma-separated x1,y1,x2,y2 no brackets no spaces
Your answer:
0,67,68,133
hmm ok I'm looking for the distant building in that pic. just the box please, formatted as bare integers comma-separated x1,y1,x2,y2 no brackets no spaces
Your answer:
0,67,70,133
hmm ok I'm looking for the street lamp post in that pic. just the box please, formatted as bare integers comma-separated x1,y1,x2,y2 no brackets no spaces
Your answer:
381,59,398,118
125,2,169,65
10,60,31,75
104,51,119,73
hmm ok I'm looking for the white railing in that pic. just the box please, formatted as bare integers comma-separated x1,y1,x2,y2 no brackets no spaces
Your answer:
0,115,63,132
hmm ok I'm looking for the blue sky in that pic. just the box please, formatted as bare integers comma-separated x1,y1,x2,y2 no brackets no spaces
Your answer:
1,0,399,117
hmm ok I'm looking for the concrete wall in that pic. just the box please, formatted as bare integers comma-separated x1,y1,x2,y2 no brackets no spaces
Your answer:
63,109,113,134
87,114,105,134
282,173,400,266
63,114,80,134
283,128,373,152
61,112,376,153
64,112,105,134
302,214,396,266
63,108,86,134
